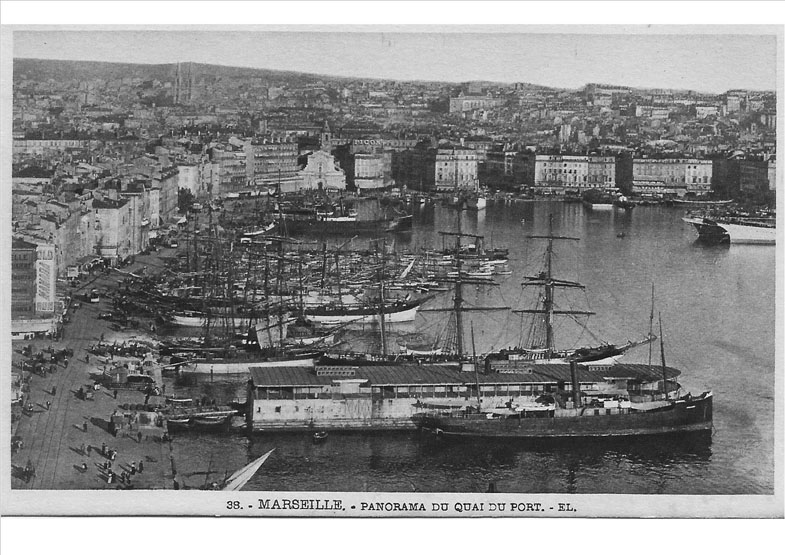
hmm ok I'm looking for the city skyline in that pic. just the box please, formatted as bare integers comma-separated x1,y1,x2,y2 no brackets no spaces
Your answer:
12,29,779,94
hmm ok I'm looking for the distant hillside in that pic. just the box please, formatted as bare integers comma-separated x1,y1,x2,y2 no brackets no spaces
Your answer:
13,57,742,96
13,57,550,91
13,58,346,86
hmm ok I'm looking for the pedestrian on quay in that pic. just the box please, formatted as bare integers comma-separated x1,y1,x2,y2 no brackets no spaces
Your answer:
110,450,116,461
101,442,106,456
138,460,144,473
45,401,51,410
83,421,88,432
51,385,57,396
137,431,143,443
131,462,136,475
86,444,91,456
80,443,86,455
85,354,89,364
81,463,88,472
113,390,118,399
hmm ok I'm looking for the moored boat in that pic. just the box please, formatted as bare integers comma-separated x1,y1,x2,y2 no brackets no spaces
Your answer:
466,195,487,211
683,216,775,245
312,431,329,443
416,389,713,438
304,297,423,324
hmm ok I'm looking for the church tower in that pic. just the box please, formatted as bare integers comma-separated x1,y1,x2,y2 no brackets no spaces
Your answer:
320,120,332,152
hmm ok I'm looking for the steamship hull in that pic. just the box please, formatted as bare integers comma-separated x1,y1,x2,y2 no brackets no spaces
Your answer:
417,392,713,438
683,217,776,245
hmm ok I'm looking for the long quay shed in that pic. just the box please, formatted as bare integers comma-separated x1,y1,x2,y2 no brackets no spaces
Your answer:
247,363,681,399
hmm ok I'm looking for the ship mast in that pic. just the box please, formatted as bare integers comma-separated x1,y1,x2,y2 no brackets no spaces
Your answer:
516,214,594,359
471,322,481,409
454,231,464,357
376,239,388,357
658,312,668,399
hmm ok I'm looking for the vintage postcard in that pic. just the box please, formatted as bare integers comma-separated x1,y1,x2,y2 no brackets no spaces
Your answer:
1,12,782,520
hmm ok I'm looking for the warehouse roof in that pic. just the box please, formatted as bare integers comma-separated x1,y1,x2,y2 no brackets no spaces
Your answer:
248,363,681,388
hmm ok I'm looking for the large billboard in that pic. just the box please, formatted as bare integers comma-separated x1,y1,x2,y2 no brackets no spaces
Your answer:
35,243,56,313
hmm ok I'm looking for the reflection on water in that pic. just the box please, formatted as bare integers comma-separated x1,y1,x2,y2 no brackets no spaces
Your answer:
172,429,714,494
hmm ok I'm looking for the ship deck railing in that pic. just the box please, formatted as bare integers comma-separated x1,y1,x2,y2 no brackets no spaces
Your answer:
433,406,638,419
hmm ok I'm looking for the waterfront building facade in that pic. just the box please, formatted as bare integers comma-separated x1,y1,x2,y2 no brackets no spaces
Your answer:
739,158,776,194
393,144,479,193
352,153,386,191
433,147,479,192
533,155,616,194
632,158,713,197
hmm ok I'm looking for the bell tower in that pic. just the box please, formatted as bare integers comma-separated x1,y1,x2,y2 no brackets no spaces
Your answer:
320,120,332,152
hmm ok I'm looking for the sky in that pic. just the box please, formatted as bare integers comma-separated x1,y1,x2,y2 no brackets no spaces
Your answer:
10,28,781,93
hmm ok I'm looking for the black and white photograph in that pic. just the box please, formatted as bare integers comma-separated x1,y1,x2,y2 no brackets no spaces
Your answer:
1,3,782,524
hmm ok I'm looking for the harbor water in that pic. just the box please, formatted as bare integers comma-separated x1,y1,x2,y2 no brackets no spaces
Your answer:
170,200,775,494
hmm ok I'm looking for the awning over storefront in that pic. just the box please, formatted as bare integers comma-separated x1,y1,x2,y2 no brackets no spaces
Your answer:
12,317,57,336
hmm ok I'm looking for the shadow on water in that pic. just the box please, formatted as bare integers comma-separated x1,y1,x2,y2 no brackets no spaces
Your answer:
421,430,713,466
691,238,730,249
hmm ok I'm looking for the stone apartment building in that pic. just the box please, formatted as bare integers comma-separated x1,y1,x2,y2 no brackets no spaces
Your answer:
352,153,387,191
632,158,713,197
93,197,136,265
739,158,776,195
449,94,503,114
153,165,179,225
210,146,247,196
12,238,38,317
243,139,300,190
533,155,616,193
394,144,479,193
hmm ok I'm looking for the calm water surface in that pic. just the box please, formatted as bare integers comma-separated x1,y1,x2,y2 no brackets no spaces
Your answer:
172,201,776,494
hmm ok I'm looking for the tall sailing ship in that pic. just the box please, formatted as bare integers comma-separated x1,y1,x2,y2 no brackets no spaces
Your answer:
486,214,655,370
414,215,713,439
